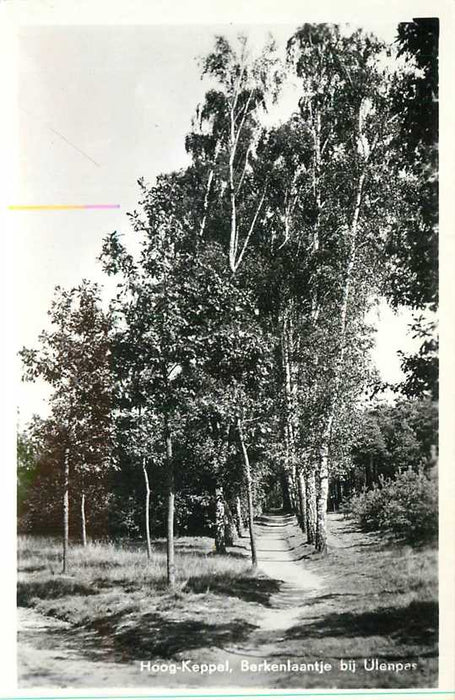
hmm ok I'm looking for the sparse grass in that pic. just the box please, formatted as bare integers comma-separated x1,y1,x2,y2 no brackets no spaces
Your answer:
273,515,438,688
18,534,255,592
17,534,265,663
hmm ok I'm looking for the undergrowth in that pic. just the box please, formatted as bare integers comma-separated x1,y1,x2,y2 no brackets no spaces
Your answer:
346,468,437,543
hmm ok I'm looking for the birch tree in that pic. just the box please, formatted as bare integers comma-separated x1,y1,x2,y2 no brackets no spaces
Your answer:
287,24,401,552
187,35,282,273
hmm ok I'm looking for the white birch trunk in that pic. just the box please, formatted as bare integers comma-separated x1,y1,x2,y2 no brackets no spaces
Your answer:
315,169,367,553
62,447,70,573
235,496,245,537
164,417,175,588
281,305,299,513
238,418,258,568
297,471,306,533
215,485,227,553
142,457,152,560
306,467,317,545
81,491,87,548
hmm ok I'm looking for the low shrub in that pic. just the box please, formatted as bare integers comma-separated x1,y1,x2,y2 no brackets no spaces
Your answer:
347,467,437,543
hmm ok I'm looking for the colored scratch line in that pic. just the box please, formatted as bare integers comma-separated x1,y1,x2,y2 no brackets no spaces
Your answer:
8,204,120,211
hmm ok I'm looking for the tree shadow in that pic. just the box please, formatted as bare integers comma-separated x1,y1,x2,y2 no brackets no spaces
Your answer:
229,543,250,552
80,560,124,569
285,600,438,646
340,541,383,550
186,573,281,606
302,592,360,605
333,525,367,535
211,550,251,560
79,610,257,662
291,550,323,562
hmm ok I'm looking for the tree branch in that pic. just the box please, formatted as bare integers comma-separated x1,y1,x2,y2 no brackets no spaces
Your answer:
233,183,268,272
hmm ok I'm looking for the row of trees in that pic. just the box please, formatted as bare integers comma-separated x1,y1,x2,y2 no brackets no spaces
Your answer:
19,22,438,584
18,395,437,533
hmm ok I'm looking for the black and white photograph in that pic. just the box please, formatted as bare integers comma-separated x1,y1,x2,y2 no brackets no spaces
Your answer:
2,0,454,695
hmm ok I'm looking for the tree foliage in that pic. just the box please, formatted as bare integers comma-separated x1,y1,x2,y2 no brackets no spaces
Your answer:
19,24,437,563
387,18,439,399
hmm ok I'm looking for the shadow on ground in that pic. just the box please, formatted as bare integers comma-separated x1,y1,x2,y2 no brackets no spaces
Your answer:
186,574,281,606
285,600,438,646
81,611,257,662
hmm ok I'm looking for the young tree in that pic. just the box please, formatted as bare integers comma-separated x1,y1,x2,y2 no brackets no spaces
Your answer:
101,171,213,585
20,281,112,569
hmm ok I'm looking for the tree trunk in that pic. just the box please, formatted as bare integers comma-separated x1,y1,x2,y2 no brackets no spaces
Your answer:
313,169,368,554
81,491,87,548
237,418,258,569
225,500,236,547
281,470,292,512
369,453,375,487
281,307,298,515
287,473,298,513
215,485,226,553
142,457,152,560
315,429,331,554
164,418,175,588
62,447,70,573
303,108,370,557
235,496,244,537
334,482,339,507
228,105,238,272
297,471,306,533
306,467,317,545
372,456,378,485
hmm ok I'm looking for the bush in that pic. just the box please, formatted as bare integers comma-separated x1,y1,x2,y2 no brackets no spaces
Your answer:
347,467,437,543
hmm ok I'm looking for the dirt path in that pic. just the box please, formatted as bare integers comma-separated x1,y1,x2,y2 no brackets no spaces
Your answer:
19,513,326,688
188,513,326,688
235,513,321,632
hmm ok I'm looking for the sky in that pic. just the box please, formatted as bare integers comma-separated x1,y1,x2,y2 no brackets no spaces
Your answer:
11,22,419,424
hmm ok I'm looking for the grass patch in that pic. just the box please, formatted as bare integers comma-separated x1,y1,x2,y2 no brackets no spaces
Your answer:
18,535,251,592
18,534,263,662
268,515,438,688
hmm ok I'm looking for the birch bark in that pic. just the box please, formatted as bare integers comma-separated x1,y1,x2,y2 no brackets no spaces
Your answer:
215,485,227,553
142,457,152,560
81,491,87,548
315,168,368,553
164,415,175,588
62,446,70,573
237,418,258,568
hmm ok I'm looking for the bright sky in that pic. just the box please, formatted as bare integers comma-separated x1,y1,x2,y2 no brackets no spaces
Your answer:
10,21,418,424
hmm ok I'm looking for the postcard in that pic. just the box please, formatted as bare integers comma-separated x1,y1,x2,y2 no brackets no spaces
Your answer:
1,1,454,699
